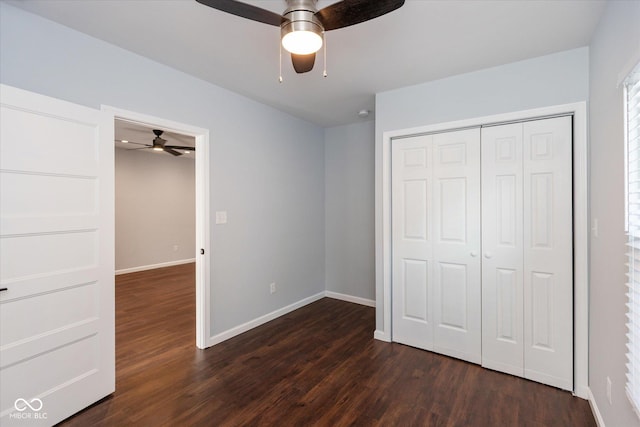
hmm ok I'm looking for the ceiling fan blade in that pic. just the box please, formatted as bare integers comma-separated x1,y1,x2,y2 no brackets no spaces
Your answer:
316,0,405,31
291,53,316,74
195,0,285,26
114,139,149,147
164,147,183,156
165,145,196,151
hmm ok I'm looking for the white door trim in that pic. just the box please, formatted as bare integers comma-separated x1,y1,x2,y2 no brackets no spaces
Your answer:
377,102,589,399
101,106,211,350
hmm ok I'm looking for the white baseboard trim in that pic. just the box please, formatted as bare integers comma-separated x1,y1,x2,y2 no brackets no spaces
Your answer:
115,258,196,275
207,291,325,347
207,291,377,348
374,330,391,342
325,291,376,307
588,388,606,427
574,384,589,400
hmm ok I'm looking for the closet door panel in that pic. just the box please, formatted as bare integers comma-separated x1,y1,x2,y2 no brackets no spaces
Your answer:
481,124,524,376
392,135,434,350
391,115,574,391
523,116,573,391
432,129,481,363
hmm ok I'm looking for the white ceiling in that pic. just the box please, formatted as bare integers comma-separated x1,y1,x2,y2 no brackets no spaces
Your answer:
9,0,606,127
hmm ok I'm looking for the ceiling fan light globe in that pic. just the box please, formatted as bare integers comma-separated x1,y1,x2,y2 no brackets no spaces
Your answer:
153,147,163,152
282,30,323,55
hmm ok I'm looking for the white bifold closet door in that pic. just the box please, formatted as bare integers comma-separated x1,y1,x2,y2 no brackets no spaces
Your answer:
392,128,481,363
481,116,573,391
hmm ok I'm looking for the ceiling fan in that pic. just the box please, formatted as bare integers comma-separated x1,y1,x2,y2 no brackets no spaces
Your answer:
118,129,195,156
195,0,405,74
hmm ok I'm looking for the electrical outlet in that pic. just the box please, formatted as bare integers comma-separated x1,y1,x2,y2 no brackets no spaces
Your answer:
592,218,599,238
270,282,276,294
172,244,179,252
607,376,612,405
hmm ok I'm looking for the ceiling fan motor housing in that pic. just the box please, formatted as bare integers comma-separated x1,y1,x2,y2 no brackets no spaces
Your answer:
281,0,324,53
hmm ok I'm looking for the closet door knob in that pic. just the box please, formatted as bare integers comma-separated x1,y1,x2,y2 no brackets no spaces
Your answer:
484,252,493,259
470,251,478,257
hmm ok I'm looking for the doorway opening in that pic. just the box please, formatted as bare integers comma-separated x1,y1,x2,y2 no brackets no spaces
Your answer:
104,106,211,349
114,120,196,275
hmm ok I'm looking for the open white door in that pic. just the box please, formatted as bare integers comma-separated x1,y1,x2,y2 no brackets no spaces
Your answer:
0,84,114,425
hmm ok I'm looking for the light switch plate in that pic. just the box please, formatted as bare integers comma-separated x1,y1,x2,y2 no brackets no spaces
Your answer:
215,211,227,224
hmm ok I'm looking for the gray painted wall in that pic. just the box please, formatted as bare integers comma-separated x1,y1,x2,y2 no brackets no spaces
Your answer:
589,1,640,425
375,47,589,136
0,3,325,335
374,47,590,332
8,5,640,423
115,148,195,272
325,120,375,301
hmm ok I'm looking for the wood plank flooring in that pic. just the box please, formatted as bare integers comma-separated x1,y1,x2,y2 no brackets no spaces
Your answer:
58,263,596,426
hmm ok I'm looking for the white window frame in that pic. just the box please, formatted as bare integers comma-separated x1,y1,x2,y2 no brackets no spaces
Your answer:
626,63,640,419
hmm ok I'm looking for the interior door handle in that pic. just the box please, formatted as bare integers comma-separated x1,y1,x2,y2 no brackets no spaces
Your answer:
484,252,493,259
470,251,478,257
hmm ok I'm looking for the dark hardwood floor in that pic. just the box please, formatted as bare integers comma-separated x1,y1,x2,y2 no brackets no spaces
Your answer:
58,263,595,426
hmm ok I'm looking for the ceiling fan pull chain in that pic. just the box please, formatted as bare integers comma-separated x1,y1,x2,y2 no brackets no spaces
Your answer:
279,41,283,83
323,33,327,78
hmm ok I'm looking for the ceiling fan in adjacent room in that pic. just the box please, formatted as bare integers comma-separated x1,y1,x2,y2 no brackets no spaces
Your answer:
117,129,195,156
195,0,405,74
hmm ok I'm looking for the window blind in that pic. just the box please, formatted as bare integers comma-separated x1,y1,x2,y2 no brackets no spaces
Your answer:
626,64,640,418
